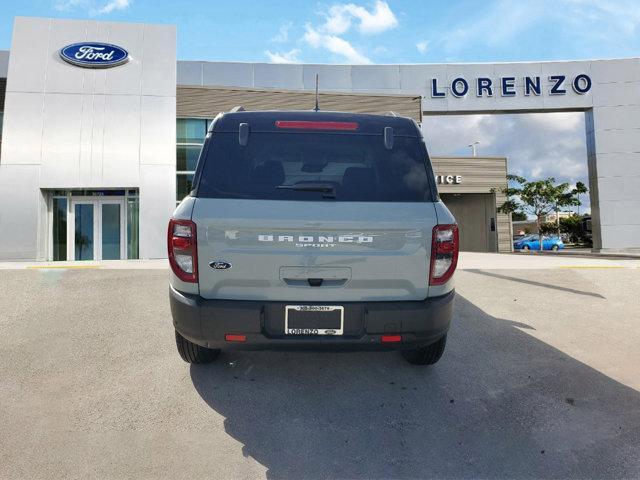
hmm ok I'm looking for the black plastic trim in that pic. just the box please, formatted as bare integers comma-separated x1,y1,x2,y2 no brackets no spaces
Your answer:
170,286,454,351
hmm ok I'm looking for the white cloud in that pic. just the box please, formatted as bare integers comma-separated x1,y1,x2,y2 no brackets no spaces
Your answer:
323,0,398,35
297,1,396,64
416,40,429,54
527,111,582,132
54,0,82,10
264,48,301,64
98,0,129,13
303,24,372,64
54,0,130,15
271,22,292,43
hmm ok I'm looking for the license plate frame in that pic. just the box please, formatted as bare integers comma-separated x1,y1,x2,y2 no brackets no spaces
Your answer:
284,305,344,336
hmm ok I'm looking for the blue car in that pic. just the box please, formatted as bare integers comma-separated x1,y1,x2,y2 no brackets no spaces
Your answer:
514,235,564,251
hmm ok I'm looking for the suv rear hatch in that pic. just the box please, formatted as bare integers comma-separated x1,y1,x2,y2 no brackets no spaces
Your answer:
191,114,439,302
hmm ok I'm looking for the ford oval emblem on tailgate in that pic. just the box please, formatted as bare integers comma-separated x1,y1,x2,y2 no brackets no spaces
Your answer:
209,261,232,270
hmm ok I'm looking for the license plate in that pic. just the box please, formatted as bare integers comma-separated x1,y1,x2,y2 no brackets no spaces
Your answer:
284,305,344,335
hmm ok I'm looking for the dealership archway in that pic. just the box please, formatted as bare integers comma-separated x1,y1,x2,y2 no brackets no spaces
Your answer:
414,65,637,254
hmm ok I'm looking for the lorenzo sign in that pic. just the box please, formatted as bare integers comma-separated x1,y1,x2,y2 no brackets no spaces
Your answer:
430,74,592,98
59,42,129,68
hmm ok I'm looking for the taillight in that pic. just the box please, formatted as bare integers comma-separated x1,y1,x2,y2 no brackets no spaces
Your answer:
168,219,198,283
429,224,459,286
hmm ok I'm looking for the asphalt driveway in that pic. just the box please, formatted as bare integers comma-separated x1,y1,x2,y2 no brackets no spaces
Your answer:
1,262,639,479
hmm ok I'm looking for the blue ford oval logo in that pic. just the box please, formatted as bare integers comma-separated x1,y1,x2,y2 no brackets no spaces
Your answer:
60,42,129,68
209,261,232,270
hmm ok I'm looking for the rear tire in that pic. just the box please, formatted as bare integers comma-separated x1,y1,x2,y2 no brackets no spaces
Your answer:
552,245,559,251
401,335,447,365
175,330,220,364
522,244,530,251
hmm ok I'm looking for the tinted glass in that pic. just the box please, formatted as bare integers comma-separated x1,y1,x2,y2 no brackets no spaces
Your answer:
101,204,121,260
71,189,125,196
197,132,433,202
177,119,206,144
74,204,94,260
177,145,201,171
53,198,67,261
177,173,194,200
127,197,139,260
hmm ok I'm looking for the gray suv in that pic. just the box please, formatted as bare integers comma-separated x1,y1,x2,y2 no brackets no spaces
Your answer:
169,110,458,365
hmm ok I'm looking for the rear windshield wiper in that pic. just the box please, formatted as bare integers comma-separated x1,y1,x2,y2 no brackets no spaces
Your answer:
277,182,336,198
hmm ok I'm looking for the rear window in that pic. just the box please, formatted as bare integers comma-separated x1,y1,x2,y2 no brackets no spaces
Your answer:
196,132,435,202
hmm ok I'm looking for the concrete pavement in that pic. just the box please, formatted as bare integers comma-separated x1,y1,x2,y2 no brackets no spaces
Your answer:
1,255,639,479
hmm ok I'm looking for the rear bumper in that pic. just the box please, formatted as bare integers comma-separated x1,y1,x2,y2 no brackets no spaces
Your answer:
170,286,454,351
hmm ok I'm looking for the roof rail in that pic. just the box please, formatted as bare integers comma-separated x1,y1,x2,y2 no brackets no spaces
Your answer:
385,111,399,117
229,105,246,113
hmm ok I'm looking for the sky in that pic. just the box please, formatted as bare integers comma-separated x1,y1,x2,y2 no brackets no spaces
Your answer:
1,0,639,213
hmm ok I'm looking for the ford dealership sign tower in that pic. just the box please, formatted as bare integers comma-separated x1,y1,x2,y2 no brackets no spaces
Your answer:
0,16,638,260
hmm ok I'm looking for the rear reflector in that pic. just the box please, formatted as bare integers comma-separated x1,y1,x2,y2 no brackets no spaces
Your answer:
225,334,247,342
381,335,402,343
275,120,358,131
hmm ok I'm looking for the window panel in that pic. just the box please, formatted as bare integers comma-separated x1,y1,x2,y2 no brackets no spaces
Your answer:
176,173,195,201
177,119,206,144
101,204,121,260
177,145,202,172
53,197,67,261
127,197,139,260
196,132,433,202
74,204,94,261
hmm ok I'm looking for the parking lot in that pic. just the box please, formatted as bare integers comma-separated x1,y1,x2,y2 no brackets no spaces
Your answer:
1,254,639,479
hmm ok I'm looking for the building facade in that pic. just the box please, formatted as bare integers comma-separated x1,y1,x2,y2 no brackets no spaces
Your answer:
0,17,638,261
433,156,510,253
0,17,176,261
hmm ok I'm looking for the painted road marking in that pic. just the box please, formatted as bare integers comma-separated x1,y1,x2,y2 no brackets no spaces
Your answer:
557,265,633,269
26,265,101,269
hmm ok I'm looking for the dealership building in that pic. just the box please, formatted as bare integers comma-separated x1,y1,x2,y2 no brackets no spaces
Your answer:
0,17,638,261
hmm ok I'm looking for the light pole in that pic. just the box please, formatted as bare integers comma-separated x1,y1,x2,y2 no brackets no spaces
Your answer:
468,141,479,157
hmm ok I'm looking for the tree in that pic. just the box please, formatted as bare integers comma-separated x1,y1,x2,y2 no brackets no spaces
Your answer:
559,214,588,244
511,211,527,222
496,175,587,250
539,222,557,235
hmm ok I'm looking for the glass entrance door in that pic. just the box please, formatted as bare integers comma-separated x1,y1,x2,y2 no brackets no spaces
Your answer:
69,198,126,260
73,202,96,261
100,200,126,260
